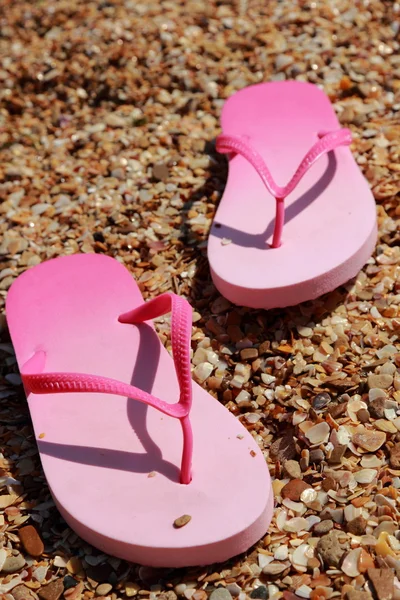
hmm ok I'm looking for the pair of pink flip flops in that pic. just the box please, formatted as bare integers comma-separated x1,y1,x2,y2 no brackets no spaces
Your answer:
6,82,377,568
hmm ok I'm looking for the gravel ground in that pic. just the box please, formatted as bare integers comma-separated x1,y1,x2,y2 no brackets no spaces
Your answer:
0,1,400,600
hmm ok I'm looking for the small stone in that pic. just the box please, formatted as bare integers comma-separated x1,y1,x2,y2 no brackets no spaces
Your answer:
368,568,394,600
96,585,112,597
18,525,44,557
375,420,397,433
281,479,311,501
2,554,25,573
314,520,334,535
250,587,268,600
209,589,232,600
38,580,64,600
353,429,386,452
322,477,336,492
317,531,347,567
369,398,397,419
63,577,78,591
357,408,370,423
240,348,258,360
312,392,331,410
125,583,140,598
309,449,324,464
347,592,372,600
105,113,126,128
173,515,191,528
12,585,38,600
390,443,400,468
152,163,169,182
342,548,362,577
368,374,393,390
226,584,241,598
347,516,367,535
270,435,296,462
328,443,347,464
284,460,302,479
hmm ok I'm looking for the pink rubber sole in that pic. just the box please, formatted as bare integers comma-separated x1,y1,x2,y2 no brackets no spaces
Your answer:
6,255,273,567
208,82,377,309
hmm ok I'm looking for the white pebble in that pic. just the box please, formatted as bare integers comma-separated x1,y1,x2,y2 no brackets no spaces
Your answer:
305,422,330,445
284,517,309,532
274,546,289,560
296,585,312,599
193,362,213,383
354,469,377,484
341,548,361,577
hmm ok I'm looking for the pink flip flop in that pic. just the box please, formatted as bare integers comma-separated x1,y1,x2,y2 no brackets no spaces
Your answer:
208,81,377,309
6,254,273,567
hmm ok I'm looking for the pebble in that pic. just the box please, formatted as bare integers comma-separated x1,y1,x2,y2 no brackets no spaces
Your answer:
314,520,334,535
12,585,38,600
390,443,400,468
357,408,371,423
63,577,78,591
105,113,126,128
249,587,268,600
369,397,398,419
173,515,191,528
368,568,394,600
281,479,311,501
209,589,232,600
347,592,372,600
284,460,302,479
321,477,336,492
38,580,64,600
152,163,169,182
1,554,25,573
18,525,44,557
309,449,324,463
240,348,258,360
347,516,367,535
96,585,112,597
368,374,393,389
226,584,241,598
353,429,386,452
125,583,140,598
316,531,347,567
312,392,331,410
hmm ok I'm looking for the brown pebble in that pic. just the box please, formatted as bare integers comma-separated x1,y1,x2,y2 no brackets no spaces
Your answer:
152,163,169,182
328,402,348,418
283,460,302,479
347,592,372,600
328,444,346,464
347,516,367,536
12,585,38,600
281,479,311,501
240,348,258,360
317,530,347,567
258,341,271,355
38,579,64,600
389,443,400,469
357,408,371,423
18,525,44,557
368,568,394,600
322,477,336,492
96,584,112,597
173,514,191,528
314,520,334,535
369,398,397,419
309,449,324,464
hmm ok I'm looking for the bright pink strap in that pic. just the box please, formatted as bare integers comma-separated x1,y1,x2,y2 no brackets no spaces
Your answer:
22,293,194,484
216,129,352,248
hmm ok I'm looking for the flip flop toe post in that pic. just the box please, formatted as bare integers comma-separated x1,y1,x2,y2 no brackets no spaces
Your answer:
209,81,377,309
6,254,273,567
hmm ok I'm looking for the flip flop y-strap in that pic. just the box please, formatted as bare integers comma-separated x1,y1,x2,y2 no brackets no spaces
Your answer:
216,128,352,248
21,292,194,484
